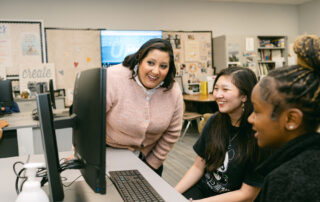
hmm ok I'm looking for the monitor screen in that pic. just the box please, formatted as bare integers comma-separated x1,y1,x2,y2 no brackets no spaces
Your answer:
36,68,106,201
0,80,14,107
101,30,163,67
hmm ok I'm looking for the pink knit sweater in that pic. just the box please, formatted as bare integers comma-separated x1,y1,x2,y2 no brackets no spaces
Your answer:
106,64,184,169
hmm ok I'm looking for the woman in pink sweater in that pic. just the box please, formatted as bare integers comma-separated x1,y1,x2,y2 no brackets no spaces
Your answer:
106,38,184,176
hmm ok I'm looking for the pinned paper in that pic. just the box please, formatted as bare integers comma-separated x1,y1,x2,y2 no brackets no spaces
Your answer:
246,37,255,52
58,69,64,76
86,57,91,63
74,61,79,68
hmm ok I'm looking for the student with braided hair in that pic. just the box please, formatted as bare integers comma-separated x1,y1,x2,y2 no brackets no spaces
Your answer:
248,34,320,201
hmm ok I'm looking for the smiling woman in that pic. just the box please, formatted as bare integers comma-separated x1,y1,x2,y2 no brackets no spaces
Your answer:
106,38,184,176
175,67,265,201
248,34,320,202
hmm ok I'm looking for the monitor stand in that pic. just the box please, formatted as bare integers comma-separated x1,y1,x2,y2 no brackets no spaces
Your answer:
42,178,122,202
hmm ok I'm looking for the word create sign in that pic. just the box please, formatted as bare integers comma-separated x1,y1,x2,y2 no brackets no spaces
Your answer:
19,63,55,93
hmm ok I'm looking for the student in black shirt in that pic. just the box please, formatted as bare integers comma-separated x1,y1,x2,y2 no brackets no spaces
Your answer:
248,35,320,201
175,67,263,201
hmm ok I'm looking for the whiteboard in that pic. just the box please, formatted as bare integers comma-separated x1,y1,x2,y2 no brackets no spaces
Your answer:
0,20,44,75
45,28,102,105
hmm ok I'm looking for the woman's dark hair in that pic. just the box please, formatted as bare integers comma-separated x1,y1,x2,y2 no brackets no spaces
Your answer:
122,38,176,90
259,35,320,132
205,67,259,172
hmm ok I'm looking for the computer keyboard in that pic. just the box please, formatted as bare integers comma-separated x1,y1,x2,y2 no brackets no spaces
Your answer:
109,169,165,202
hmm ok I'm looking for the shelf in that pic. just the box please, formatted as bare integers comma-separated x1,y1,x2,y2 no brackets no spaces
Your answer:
258,47,285,50
258,61,275,63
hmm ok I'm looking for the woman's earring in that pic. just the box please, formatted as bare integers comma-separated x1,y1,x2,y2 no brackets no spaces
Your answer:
242,102,245,112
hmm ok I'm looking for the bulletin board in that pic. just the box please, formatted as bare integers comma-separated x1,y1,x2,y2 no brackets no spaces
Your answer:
45,28,102,105
0,20,44,75
163,31,214,89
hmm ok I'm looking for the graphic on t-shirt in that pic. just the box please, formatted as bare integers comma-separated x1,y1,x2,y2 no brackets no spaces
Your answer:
204,147,235,193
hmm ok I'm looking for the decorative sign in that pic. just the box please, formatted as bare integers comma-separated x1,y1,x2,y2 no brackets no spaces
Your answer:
19,63,55,96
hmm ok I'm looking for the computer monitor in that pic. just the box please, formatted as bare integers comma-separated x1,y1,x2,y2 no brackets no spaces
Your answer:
0,80,14,107
36,68,107,201
36,94,64,201
72,67,106,194
100,30,163,67
49,79,56,109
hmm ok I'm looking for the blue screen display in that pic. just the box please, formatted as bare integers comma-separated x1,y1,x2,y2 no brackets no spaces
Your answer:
100,30,163,67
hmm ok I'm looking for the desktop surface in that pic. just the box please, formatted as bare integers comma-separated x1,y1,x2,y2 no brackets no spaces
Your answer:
0,148,188,202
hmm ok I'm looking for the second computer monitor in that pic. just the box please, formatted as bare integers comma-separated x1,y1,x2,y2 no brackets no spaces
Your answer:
37,67,107,201
49,79,56,109
0,80,14,107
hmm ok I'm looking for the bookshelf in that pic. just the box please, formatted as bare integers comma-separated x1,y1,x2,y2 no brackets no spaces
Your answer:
257,36,288,78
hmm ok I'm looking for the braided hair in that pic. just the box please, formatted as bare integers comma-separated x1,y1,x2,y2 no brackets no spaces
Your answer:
259,35,320,131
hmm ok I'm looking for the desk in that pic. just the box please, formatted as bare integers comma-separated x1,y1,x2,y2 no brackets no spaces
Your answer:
183,94,217,114
183,94,215,102
16,96,66,112
0,110,72,157
0,148,188,202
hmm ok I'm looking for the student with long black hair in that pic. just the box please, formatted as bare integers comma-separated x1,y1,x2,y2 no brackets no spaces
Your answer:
175,67,263,201
248,35,320,201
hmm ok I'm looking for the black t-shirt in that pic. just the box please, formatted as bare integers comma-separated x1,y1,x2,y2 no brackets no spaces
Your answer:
193,114,263,196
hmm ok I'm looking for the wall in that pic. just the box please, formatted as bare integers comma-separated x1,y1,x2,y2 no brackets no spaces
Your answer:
0,0,299,37
298,0,320,35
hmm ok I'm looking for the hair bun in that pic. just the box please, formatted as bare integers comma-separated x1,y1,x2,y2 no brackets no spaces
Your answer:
293,35,320,75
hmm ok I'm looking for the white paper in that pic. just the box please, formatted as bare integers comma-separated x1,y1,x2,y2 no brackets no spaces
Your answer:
274,58,285,68
245,37,254,52
0,24,12,67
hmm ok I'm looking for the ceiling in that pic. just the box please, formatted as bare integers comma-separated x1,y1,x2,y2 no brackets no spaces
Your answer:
193,0,312,5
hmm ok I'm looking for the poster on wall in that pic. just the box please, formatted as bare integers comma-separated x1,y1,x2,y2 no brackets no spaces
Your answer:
19,63,55,98
0,20,44,75
163,31,213,92
0,24,12,67
185,41,200,62
21,32,41,56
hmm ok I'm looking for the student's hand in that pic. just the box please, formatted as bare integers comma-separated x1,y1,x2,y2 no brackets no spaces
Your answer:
65,154,75,161
0,107,4,111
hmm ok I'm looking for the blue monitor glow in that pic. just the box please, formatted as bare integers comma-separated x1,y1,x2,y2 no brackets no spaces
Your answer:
101,30,163,67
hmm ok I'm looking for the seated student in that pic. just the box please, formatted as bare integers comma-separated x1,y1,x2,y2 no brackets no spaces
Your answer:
0,101,20,114
248,35,320,201
175,67,264,201
106,38,183,176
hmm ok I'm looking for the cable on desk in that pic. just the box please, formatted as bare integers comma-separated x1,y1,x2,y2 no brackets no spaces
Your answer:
62,175,82,187
13,157,84,194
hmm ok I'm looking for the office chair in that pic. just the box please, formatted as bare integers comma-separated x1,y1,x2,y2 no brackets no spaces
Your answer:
180,103,202,141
